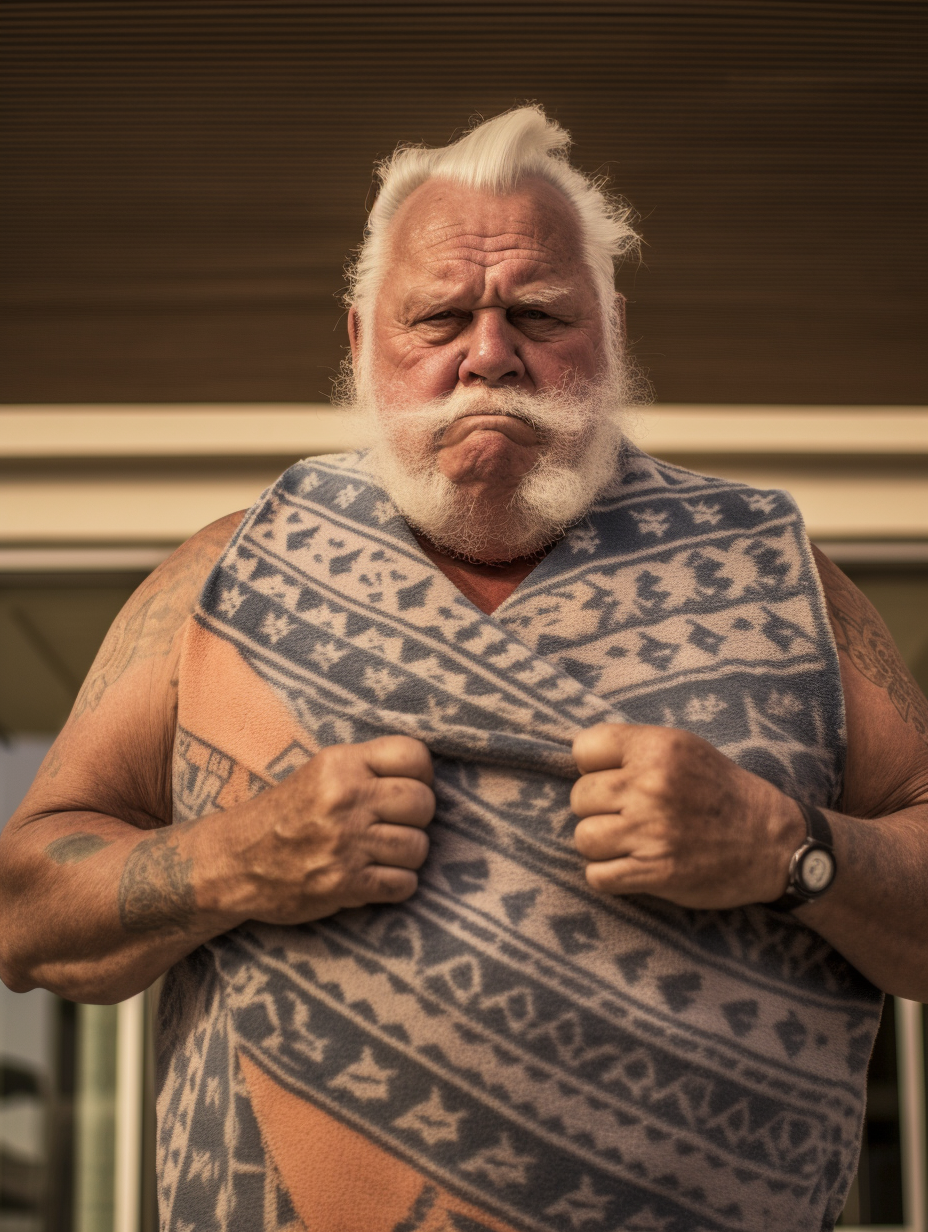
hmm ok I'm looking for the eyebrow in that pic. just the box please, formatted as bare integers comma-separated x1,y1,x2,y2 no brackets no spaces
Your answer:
516,285,574,306
401,292,446,317
401,284,577,318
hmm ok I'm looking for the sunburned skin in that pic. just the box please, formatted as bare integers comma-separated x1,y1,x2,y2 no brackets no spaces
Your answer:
817,548,928,752
0,181,927,1008
351,178,607,504
118,830,196,933
0,509,925,1004
45,832,112,864
812,546,928,816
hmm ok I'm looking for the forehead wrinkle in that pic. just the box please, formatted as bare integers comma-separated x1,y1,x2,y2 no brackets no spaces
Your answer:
417,226,561,262
424,220,558,245
427,249,556,273
405,243,572,301
383,184,593,318
415,235,561,279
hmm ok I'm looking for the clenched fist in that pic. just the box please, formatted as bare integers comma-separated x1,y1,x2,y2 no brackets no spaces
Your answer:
571,724,806,909
221,735,435,925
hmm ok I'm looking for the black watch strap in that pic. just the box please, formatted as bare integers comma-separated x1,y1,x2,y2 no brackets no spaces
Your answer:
766,801,836,913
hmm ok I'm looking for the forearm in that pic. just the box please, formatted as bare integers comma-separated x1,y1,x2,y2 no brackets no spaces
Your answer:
0,810,246,1004
798,804,928,1000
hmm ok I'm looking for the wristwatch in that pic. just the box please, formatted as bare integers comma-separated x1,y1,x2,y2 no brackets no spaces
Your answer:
766,801,837,912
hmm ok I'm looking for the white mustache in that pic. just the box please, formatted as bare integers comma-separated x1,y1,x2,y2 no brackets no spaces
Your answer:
342,363,634,560
383,382,603,445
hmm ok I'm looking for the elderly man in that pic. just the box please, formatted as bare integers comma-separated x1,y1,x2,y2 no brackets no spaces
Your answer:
1,106,927,1232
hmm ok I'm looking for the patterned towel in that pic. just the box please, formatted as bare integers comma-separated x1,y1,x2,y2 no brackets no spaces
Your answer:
158,446,878,1232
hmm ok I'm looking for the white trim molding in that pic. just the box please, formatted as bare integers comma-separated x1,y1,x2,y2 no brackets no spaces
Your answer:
2,404,926,459
114,993,146,1232
1,405,926,551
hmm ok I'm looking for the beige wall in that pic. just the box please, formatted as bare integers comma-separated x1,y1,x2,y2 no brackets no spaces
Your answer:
2,406,927,564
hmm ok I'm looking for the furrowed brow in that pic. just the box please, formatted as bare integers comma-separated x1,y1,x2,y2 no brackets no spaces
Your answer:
503,286,583,316
399,284,577,320
516,285,574,306
400,292,448,319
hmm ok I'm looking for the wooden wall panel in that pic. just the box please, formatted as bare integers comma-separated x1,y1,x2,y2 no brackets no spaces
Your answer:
1,0,924,405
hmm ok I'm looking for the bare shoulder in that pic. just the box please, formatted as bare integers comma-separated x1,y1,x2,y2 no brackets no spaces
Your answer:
70,510,246,723
811,542,928,815
14,510,246,830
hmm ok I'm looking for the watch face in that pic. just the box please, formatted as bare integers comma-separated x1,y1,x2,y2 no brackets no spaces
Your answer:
798,846,836,894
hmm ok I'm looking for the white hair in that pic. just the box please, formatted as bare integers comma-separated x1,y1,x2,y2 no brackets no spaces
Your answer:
346,105,640,333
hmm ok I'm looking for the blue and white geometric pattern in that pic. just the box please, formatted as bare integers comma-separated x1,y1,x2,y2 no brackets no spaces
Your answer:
158,447,874,1232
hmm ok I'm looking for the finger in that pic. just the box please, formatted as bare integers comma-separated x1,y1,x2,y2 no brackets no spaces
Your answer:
373,779,435,827
573,814,634,861
363,735,434,785
570,767,630,818
572,723,642,774
367,822,430,869
584,856,663,897
352,865,419,905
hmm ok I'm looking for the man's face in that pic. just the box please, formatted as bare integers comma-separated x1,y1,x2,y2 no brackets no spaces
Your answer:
355,177,608,494
347,176,626,561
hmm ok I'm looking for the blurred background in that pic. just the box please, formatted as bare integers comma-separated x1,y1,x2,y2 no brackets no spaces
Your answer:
1,1,926,1228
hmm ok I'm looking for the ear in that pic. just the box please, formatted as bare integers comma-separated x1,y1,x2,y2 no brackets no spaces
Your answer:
347,305,362,365
614,293,627,352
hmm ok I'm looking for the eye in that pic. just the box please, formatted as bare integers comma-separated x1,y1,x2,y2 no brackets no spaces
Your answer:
511,306,562,326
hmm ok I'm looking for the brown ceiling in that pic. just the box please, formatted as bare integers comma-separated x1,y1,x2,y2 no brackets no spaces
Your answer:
1,0,925,406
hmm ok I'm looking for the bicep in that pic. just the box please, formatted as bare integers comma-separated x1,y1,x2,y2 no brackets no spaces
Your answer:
6,509,246,841
11,600,182,839
811,544,928,818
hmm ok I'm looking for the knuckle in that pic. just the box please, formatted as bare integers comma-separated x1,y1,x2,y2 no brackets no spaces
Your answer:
646,814,677,853
309,754,372,814
664,726,696,757
308,866,350,905
312,743,348,771
638,766,671,802
312,776,354,816
572,770,621,815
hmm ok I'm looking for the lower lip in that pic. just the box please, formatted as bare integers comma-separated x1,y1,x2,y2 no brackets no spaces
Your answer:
442,414,537,445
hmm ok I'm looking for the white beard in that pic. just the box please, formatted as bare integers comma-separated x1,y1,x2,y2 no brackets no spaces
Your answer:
342,370,630,561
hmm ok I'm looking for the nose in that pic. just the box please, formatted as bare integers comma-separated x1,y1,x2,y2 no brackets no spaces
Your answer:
457,308,526,387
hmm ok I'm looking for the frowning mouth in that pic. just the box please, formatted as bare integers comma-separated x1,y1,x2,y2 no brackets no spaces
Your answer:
437,412,542,449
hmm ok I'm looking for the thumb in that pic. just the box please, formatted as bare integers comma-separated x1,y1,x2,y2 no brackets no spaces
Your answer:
572,722,639,774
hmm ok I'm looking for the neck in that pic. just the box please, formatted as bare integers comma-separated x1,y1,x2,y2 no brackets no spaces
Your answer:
411,527,557,569
411,529,555,615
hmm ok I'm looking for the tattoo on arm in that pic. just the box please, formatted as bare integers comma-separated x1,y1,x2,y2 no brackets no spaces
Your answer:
71,544,213,721
823,565,928,748
118,831,196,933
72,595,158,718
45,833,113,864
40,746,63,780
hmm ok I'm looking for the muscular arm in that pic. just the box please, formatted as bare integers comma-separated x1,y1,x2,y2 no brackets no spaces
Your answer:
0,510,435,1004
0,512,245,1001
794,546,928,996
